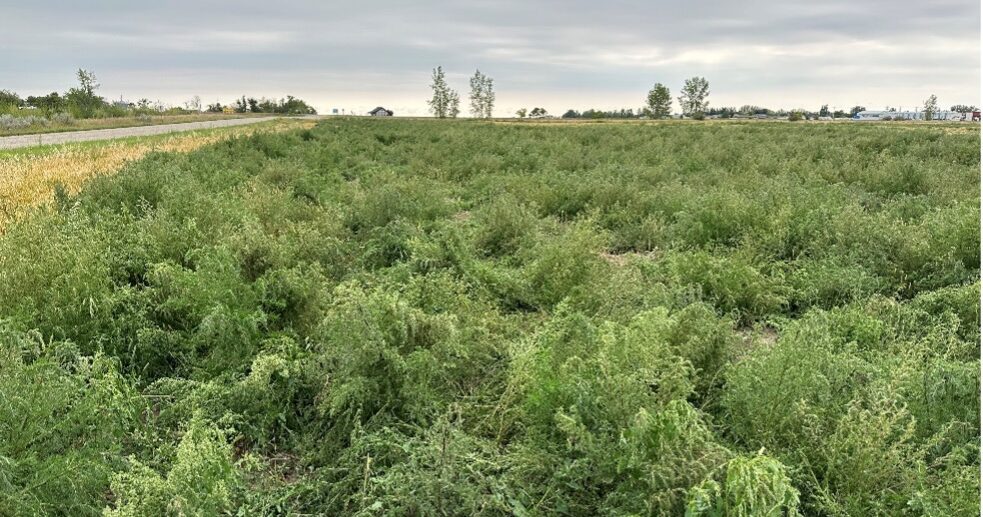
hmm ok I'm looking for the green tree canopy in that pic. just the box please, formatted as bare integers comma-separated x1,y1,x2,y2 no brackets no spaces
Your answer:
923,94,938,121
678,77,710,119
646,83,672,119
64,68,105,118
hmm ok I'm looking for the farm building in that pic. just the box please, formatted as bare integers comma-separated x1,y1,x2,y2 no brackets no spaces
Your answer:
369,107,394,116
853,110,978,121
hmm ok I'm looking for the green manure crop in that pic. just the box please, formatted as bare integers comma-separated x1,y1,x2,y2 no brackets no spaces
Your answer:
0,119,978,515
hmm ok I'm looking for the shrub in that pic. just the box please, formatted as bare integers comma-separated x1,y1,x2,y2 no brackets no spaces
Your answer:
723,295,980,514
661,250,787,323
106,417,240,516
686,454,800,517
311,283,471,445
0,113,48,130
471,194,537,257
522,221,605,308
505,305,731,514
50,112,75,124
0,326,141,516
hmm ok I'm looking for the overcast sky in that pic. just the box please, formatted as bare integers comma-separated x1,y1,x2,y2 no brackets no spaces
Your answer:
2,1,979,116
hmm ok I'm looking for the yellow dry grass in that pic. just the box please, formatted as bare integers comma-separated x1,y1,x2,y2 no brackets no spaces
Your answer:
0,119,313,230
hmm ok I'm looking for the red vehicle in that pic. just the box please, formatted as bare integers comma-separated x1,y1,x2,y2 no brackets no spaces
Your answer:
972,111,981,122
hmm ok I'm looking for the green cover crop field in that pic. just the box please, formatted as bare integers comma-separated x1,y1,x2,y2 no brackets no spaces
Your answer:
0,119,979,515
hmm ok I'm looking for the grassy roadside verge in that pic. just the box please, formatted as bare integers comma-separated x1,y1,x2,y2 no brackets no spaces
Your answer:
0,118,314,229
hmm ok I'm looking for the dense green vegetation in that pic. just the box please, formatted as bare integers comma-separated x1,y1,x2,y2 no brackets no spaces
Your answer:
0,119,978,515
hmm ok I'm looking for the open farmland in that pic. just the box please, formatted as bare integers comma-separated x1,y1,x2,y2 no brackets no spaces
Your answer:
0,119,978,515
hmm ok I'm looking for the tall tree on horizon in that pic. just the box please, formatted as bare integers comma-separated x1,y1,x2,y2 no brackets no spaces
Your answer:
469,70,495,118
65,68,104,118
428,66,452,118
483,74,495,118
469,70,484,118
923,94,938,121
646,83,672,118
448,89,461,118
677,77,710,119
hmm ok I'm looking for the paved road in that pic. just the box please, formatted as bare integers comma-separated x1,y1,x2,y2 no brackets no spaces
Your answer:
0,116,285,150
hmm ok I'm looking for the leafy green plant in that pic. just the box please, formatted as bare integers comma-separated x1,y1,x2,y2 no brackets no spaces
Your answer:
686,454,799,517
106,416,240,516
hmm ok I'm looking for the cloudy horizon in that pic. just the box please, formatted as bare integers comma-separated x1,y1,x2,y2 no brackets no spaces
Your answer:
3,1,980,116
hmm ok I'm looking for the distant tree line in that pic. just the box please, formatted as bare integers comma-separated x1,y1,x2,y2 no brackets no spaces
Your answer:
554,77,711,121
1,68,317,119
554,102,953,121
550,78,976,122
702,105,858,119
515,107,548,118
210,95,317,115
1,69,115,118
950,104,978,113
562,108,639,119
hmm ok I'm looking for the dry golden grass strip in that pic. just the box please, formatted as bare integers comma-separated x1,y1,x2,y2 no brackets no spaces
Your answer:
0,119,313,230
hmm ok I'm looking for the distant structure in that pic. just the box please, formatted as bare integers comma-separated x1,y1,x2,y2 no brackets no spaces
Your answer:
853,110,978,121
369,107,394,117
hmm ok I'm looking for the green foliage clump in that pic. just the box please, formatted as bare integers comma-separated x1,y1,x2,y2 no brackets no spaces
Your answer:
106,417,240,516
501,305,733,514
723,293,980,515
0,324,141,516
686,454,799,517
661,250,787,323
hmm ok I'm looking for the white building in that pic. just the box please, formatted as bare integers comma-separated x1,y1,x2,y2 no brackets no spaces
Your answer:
852,110,972,121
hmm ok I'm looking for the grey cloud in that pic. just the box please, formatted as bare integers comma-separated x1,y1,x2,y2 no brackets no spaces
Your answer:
1,1,978,116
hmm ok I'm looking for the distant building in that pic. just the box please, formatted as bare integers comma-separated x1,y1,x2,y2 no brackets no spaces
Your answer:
369,107,393,116
852,110,976,121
